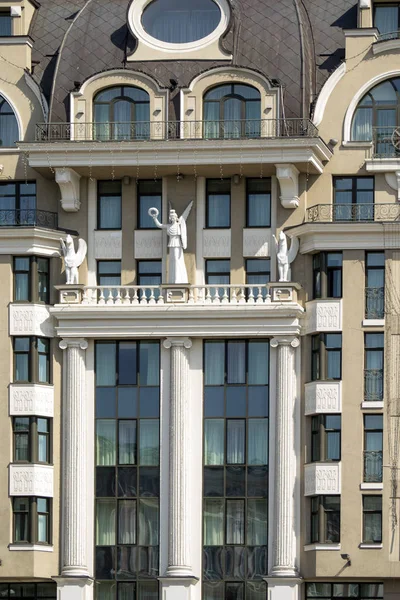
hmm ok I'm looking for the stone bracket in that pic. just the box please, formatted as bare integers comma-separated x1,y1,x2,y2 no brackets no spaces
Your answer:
55,168,81,212
275,164,300,209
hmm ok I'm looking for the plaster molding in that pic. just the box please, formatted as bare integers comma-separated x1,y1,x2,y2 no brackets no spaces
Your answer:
304,381,342,415
359,0,371,8
94,230,122,259
304,462,341,496
9,464,54,497
134,229,163,259
305,299,342,333
9,383,54,417
203,229,231,258
0,228,64,256
55,168,81,212
243,228,271,257
9,544,53,552
10,6,22,16
9,303,55,337
313,63,346,127
275,164,300,209
304,543,341,552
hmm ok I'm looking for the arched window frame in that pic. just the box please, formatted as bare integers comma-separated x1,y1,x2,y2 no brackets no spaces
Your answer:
93,85,151,141
0,94,19,147
203,83,262,139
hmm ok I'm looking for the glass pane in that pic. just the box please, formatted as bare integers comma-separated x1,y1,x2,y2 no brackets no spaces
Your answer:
119,343,136,385
203,582,224,600
96,549,116,581
204,467,224,497
96,420,116,466
118,500,136,544
15,354,28,382
247,548,268,580
15,273,29,301
15,433,29,461
139,420,159,466
247,499,268,545
139,193,162,229
205,387,224,417
225,546,245,579
203,546,224,581
247,466,268,497
38,352,49,383
205,419,224,465
207,193,230,227
227,420,245,464
227,341,246,384
38,433,48,462
14,514,28,542
96,388,117,418
118,387,137,418
226,466,245,497
204,499,224,545
100,196,121,229
139,387,159,417
248,341,269,384
138,498,159,545
226,387,246,417
138,581,158,600
138,545,159,578
96,499,116,545
139,467,160,497
360,584,383,598
226,499,245,544
118,467,137,497
246,581,267,600
119,583,135,600
205,341,225,385
97,344,117,386
96,467,116,497
37,513,48,542
226,583,244,600
37,584,57,597
248,419,268,465
333,584,359,597
119,421,136,465
248,387,268,417
140,342,160,386
117,546,137,579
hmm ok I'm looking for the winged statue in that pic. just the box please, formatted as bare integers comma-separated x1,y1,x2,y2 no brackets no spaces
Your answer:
272,231,300,282
60,234,87,285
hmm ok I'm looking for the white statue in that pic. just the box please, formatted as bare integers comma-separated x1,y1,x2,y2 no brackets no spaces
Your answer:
60,234,87,285
149,201,193,284
273,231,299,282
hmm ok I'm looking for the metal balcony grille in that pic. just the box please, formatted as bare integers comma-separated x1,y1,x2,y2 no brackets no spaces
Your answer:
0,209,58,229
364,369,383,402
365,287,385,320
306,203,400,222
363,450,383,483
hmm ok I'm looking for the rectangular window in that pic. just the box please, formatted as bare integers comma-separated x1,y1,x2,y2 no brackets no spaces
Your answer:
310,496,340,543
206,260,230,300
0,584,57,600
246,258,270,299
14,337,51,384
13,256,50,303
0,11,12,36
374,3,400,37
0,182,36,225
97,261,121,288
306,583,383,600
364,415,383,483
363,496,382,543
364,333,384,402
311,334,342,381
312,252,342,299
13,417,51,464
98,181,122,230
366,252,385,319
246,178,271,227
13,497,51,544
138,180,162,229
333,177,374,221
311,415,341,462
206,179,231,228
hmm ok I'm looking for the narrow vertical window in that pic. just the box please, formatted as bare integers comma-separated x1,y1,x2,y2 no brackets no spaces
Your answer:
246,178,271,227
206,179,231,228
364,415,383,483
364,333,384,402
365,252,385,320
363,496,382,544
138,180,162,228
98,181,122,229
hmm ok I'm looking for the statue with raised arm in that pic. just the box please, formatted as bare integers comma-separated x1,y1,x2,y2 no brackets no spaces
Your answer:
149,201,193,284
273,231,299,282
60,234,87,285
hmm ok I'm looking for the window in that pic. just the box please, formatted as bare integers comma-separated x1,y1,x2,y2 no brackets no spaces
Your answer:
13,257,50,303
13,417,51,463
311,334,342,381
206,179,231,228
364,333,384,402
13,497,51,544
0,182,36,225
246,178,271,227
14,337,50,384
137,261,162,301
246,259,270,299
364,415,383,483
310,496,340,543
333,177,374,221
206,259,230,300
203,340,269,599
0,11,11,36
204,84,261,139
0,583,57,600
374,3,400,38
98,181,122,230
95,341,160,592
312,253,342,299
0,95,18,147
311,415,341,462
363,496,382,544
366,252,385,319
306,582,383,600
94,86,150,141
138,180,162,228
97,261,121,288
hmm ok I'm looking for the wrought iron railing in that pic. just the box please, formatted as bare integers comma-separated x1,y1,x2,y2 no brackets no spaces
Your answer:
0,209,58,229
376,30,400,42
372,126,400,158
365,287,385,320
35,119,319,142
306,203,400,222
364,369,383,402
363,450,383,483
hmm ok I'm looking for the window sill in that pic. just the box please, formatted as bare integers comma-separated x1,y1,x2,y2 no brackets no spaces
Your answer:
362,319,385,327
304,543,341,552
361,401,384,409
9,543,53,552
360,482,383,490
359,543,382,549
341,141,373,148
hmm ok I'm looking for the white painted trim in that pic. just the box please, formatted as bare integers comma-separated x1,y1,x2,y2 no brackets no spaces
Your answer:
303,543,341,551
361,401,384,409
344,28,378,38
362,319,385,327
9,544,53,552
313,63,346,127
85,341,95,578
359,543,383,549
0,36,33,47
186,66,275,93
373,39,400,55
360,482,383,490
75,68,167,97
0,87,22,141
0,228,64,256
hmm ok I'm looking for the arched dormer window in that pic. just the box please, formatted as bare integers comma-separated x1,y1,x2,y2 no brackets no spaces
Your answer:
203,83,261,139
0,94,18,147
93,85,150,140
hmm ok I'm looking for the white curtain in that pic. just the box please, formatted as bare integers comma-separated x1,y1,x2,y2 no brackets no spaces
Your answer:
204,499,224,545
351,108,372,141
226,500,245,544
248,419,268,465
204,342,224,385
118,500,136,544
227,420,245,464
140,342,160,386
96,500,116,545
96,344,116,386
144,8,219,43
37,514,47,543
0,112,18,147
247,499,268,545
95,582,116,600
138,499,159,545
119,421,136,464
375,5,398,36
139,420,159,466
204,420,224,465
248,193,270,227
227,341,246,384
248,341,269,385
100,196,121,229
96,420,116,466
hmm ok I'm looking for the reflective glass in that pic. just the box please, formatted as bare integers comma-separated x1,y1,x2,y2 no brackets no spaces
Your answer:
205,419,224,465
138,498,159,545
139,467,160,497
118,467,137,497
202,581,224,600
226,387,246,417
203,547,224,580
204,467,224,497
226,466,245,497
117,546,137,579
140,342,160,386
226,582,244,600
205,342,225,385
118,387,137,418
119,343,137,385
205,387,224,416
96,499,116,545
247,466,268,497
139,387,159,417
96,388,117,418
96,548,115,580
96,343,117,386
139,420,159,466
96,467,116,497
247,548,268,580
225,546,245,579
248,387,268,417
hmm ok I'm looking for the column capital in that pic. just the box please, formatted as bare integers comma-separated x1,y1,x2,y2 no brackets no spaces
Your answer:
270,336,300,349
59,338,88,351
163,337,192,350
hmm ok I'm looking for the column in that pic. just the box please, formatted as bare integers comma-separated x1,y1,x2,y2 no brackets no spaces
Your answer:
59,338,89,577
267,336,301,600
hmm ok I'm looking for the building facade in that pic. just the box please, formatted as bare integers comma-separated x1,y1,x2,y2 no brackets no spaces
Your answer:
0,1,399,600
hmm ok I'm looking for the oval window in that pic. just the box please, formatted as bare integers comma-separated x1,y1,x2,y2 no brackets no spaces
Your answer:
141,0,221,44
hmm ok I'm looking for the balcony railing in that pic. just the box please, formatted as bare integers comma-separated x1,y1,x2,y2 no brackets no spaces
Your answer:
364,369,383,402
306,203,400,222
0,209,58,229
363,450,383,483
35,119,319,142
372,126,400,158
365,287,385,320
376,30,400,42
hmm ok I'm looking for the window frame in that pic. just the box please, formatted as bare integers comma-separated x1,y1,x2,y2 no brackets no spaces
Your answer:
137,179,162,229
13,497,52,545
364,333,384,402
93,86,150,141
312,252,343,299
13,337,51,384
13,416,51,464
246,177,271,228
311,334,342,382
311,415,342,462
0,181,36,221
365,252,385,320
362,495,382,544
206,178,231,229
97,180,122,230
310,495,341,544
364,415,383,483
96,260,122,286
374,3,400,36
0,94,19,148
13,256,50,304
306,582,383,600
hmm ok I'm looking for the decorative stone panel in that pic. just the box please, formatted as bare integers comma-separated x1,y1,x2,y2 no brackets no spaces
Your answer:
9,384,54,417
243,228,271,257
304,463,341,496
203,229,231,258
9,464,54,497
94,230,122,259
134,230,163,259
305,299,342,334
304,381,342,415
9,304,55,337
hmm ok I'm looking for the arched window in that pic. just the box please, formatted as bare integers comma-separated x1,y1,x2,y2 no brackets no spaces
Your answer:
93,86,150,141
203,83,261,139
0,95,18,147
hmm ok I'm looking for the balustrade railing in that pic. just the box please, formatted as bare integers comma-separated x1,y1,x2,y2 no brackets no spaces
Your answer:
372,126,400,158
364,369,384,402
0,209,58,229
363,450,383,483
306,203,400,222
365,287,385,320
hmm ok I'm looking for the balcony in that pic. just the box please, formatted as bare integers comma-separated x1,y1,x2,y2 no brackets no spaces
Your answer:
363,450,383,484
306,203,400,223
365,287,385,320
364,369,383,402
371,126,400,159
0,209,58,229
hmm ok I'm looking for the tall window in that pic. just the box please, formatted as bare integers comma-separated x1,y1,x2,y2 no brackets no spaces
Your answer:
246,178,271,227
311,415,341,462
0,11,12,36
364,333,384,402
98,181,122,230
374,3,400,38
306,583,383,600
312,253,342,299
246,259,270,299
94,86,150,141
311,334,342,381
138,180,162,229
203,84,261,139
310,496,340,543
137,261,162,301
363,496,382,544
203,340,269,600
333,177,374,221
0,182,36,225
206,259,230,300
97,262,121,288
14,257,50,303
0,94,18,147
13,417,51,464
14,337,50,384
366,252,385,319
95,341,160,599
206,179,231,228
13,497,51,544
364,415,383,483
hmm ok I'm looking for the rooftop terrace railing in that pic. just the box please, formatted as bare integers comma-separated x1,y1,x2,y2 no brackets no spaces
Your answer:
306,203,400,223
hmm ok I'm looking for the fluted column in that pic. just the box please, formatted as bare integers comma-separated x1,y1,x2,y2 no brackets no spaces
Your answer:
59,338,89,577
163,337,194,577
270,336,300,577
